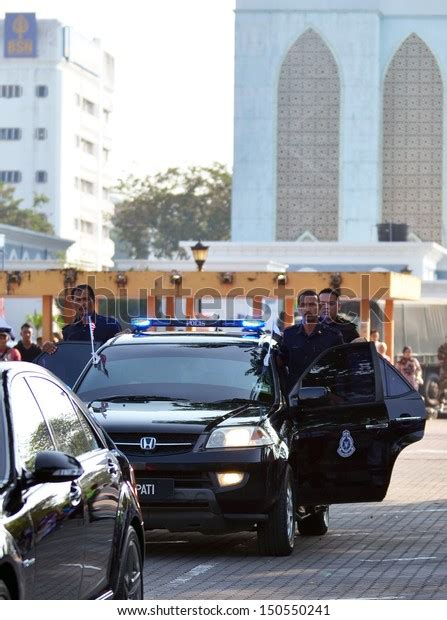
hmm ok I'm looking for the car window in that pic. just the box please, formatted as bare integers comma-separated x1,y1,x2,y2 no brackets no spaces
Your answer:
380,357,412,397
70,399,102,450
301,344,376,404
26,376,100,457
34,342,101,387
10,376,55,471
76,342,274,404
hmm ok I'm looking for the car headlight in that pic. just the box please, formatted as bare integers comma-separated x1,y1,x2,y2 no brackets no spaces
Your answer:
206,426,274,449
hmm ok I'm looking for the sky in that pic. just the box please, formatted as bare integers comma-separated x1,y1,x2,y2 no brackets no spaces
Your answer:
1,0,236,180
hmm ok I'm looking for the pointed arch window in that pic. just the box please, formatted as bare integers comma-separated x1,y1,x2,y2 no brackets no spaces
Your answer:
276,29,340,241
382,34,443,243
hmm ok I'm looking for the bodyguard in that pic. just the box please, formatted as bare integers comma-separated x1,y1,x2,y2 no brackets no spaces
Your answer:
278,289,343,392
318,287,360,343
42,284,121,353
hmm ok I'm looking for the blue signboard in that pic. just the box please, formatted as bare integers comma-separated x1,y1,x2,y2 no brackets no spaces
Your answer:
4,13,37,58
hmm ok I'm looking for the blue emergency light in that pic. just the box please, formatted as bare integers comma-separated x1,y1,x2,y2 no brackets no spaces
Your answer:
130,318,265,332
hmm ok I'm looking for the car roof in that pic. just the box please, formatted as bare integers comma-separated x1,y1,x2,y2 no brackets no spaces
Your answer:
106,331,269,347
0,360,54,379
0,360,49,372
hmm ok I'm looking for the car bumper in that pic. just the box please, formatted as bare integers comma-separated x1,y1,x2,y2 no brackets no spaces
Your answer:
129,446,288,532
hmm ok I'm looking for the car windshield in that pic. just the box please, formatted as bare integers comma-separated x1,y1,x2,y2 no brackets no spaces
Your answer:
75,342,274,405
0,391,9,487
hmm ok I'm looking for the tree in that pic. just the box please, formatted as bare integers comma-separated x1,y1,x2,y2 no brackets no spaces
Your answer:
112,163,231,259
0,182,53,234
25,310,65,337
25,311,43,336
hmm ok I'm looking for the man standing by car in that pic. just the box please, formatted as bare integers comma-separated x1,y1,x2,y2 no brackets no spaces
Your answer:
42,284,122,353
278,289,343,392
14,323,42,362
318,288,360,343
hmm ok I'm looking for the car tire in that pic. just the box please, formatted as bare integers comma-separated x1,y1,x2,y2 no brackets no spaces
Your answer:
297,506,329,536
257,466,296,556
115,526,143,600
0,580,12,600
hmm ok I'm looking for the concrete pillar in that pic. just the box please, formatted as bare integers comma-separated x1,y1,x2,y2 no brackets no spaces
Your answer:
185,297,194,331
42,295,53,342
384,299,394,362
360,298,370,340
252,295,263,318
165,296,175,331
284,297,295,328
147,295,156,318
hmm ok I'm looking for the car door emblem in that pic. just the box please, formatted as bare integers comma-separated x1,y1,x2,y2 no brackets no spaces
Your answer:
140,437,157,450
337,430,355,458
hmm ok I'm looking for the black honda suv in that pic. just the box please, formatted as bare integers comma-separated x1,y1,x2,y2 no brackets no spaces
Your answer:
38,319,426,556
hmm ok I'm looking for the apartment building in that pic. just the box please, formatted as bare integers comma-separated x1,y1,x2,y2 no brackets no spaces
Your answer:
0,14,115,268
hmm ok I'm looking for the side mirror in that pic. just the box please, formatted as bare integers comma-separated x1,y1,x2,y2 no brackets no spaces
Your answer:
288,386,329,409
30,451,84,484
88,400,108,414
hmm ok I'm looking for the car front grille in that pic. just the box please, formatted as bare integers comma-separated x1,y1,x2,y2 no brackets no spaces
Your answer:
111,432,200,457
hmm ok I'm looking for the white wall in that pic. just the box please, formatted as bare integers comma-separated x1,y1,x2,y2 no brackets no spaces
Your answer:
236,0,447,14
232,10,382,242
232,5,447,244
3,298,42,344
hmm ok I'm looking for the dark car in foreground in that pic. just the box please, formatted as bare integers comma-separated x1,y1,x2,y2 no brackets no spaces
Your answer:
38,319,426,556
0,362,144,600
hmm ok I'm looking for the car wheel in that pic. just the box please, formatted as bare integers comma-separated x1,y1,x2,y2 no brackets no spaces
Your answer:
424,372,440,407
115,526,143,600
0,580,12,600
297,506,329,536
257,466,296,556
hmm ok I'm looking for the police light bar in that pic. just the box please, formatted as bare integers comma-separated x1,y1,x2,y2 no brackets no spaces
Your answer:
131,318,266,331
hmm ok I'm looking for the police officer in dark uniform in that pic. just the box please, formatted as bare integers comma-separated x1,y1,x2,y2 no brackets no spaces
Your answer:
318,287,360,343
278,289,343,392
42,284,121,353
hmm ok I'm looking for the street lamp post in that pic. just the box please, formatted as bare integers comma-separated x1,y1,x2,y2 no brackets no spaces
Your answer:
190,240,209,272
191,241,209,316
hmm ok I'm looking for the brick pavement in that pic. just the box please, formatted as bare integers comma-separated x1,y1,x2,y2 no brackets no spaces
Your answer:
142,420,447,600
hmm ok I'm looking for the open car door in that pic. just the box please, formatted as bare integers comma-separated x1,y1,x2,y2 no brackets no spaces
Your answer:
34,341,101,388
289,342,425,505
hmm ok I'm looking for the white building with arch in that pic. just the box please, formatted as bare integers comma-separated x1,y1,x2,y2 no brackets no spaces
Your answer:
232,0,447,246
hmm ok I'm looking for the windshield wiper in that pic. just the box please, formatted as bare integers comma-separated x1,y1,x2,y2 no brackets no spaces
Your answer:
210,398,261,405
91,395,190,403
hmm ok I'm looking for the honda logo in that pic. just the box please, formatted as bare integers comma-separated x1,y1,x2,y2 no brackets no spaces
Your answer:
140,436,157,451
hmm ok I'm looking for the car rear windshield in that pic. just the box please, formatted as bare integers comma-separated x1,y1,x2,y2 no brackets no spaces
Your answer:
75,342,274,404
